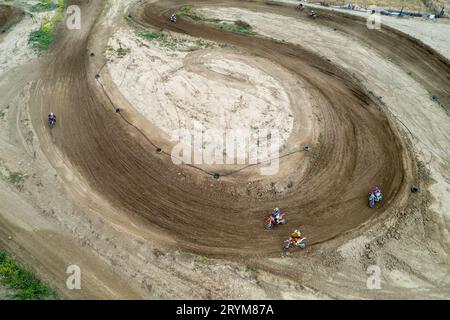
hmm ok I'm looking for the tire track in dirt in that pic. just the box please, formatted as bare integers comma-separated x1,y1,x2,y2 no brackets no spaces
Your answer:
29,0,423,257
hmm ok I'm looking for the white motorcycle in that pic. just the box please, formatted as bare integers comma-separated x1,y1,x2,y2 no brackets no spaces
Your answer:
283,237,307,251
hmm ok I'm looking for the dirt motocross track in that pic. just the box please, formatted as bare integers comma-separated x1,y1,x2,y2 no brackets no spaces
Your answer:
29,0,450,258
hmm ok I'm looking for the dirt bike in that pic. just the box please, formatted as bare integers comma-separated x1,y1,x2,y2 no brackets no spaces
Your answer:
48,118,56,129
308,12,317,19
264,211,286,230
369,187,382,208
283,237,307,251
170,15,177,23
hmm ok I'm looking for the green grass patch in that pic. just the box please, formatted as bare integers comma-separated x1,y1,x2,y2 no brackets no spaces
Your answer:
245,265,257,272
6,172,25,186
217,21,257,36
189,15,203,21
28,28,55,53
31,1,58,12
0,165,26,189
318,132,324,145
270,182,276,192
417,159,431,183
0,250,58,300
28,0,67,54
106,44,130,58
137,31,214,50
177,6,204,21
193,255,209,263
311,132,325,160
0,111,5,120
192,37,213,48
178,6,194,15
138,32,162,40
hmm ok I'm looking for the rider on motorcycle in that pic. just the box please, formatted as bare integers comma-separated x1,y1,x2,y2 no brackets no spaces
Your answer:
48,112,57,123
170,13,177,23
271,208,283,224
290,230,302,243
369,186,382,208
370,186,382,201
291,229,302,239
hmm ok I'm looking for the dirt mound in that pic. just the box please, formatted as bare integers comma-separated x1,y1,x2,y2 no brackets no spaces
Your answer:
0,5,22,31
30,0,450,257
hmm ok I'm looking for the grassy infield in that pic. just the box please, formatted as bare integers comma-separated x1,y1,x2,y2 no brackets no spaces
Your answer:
28,0,66,53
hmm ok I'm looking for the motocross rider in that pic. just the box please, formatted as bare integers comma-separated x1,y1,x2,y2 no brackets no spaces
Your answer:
271,208,283,224
370,186,382,201
48,112,57,123
290,230,302,244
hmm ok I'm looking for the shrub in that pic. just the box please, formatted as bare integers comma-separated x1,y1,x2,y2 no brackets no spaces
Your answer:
28,0,66,53
29,28,54,52
0,250,58,300
217,21,256,36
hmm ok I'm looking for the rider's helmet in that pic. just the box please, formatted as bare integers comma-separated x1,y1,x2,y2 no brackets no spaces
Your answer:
292,230,301,237
271,208,278,218
50,112,54,116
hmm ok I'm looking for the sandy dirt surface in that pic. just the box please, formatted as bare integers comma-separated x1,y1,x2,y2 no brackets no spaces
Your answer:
106,29,295,147
193,1,449,292
36,0,412,257
280,0,450,59
0,0,448,299
198,2,450,220
105,26,319,185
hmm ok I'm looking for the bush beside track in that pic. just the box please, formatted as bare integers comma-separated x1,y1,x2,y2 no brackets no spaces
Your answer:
0,250,58,300
29,0,66,53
